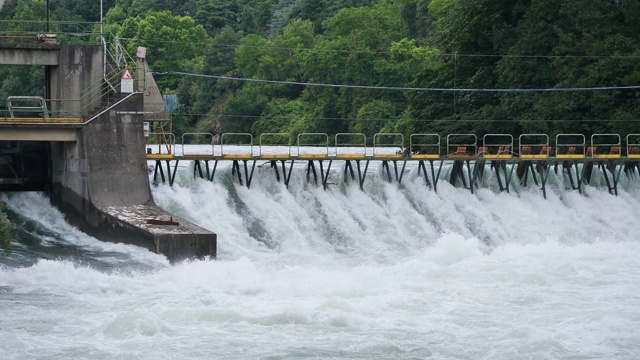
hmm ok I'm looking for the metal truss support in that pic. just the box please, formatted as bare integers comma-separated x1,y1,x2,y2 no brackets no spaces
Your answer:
269,160,295,188
381,160,407,184
344,160,370,191
231,160,256,188
153,159,178,186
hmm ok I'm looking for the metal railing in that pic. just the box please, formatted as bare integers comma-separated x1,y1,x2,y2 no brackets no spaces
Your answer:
77,35,141,117
0,20,102,44
145,132,640,161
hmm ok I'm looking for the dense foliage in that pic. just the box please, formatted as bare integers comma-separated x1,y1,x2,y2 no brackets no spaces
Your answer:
2,0,640,140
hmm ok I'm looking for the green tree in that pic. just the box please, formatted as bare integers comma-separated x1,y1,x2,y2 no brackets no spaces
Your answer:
187,0,242,35
299,1,408,135
221,83,268,133
180,26,244,134
219,19,316,134
495,0,640,136
352,100,397,137
408,0,526,136
104,10,210,91
52,0,116,22
252,98,306,135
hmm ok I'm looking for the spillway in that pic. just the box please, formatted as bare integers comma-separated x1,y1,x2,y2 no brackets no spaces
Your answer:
1,165,639,359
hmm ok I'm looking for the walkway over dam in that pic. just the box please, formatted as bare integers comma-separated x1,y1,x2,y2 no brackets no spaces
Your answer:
0,40,216,262
147,132,640,199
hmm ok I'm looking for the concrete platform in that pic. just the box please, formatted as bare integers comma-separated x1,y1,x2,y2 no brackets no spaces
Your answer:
101,205,216,262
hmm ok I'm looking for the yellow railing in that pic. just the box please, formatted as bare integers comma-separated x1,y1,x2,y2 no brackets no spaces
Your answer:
144,132,640,160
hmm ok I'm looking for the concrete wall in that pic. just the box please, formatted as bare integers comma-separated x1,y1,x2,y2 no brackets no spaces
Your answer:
0,43,103,116
48,45,104,116
50,93,216,262
0,43,59,65
0,43,216,261
50,94,148,217
83,95,152,208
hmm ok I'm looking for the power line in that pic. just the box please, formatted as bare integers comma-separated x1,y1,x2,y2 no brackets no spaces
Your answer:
155,71,640,93
118,37,640,59
172,113,639,123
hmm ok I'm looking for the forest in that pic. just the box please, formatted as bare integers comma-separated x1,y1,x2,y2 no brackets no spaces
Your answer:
1,0,640,141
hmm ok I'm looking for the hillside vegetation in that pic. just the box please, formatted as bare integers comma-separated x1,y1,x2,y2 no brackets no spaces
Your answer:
2,0,640,139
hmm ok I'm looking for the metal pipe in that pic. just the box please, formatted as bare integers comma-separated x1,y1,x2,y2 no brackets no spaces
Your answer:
100,0,103,34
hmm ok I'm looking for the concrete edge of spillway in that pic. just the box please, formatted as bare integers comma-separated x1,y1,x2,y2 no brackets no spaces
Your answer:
49,92,216,262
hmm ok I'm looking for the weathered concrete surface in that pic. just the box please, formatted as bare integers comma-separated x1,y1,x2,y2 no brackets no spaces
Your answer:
51,93,216,262
0,42,59,65
0,43,105,116
0,126,78,141
0,44,108,117
1,43,215,261
101,205,217,260
48,45,104,116
137,58,170,120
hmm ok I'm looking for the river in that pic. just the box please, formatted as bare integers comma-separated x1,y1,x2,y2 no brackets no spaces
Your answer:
1,162,639,359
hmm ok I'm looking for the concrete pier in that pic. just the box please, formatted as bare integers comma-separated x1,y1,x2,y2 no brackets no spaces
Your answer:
49,93,216,262
1,42,216,262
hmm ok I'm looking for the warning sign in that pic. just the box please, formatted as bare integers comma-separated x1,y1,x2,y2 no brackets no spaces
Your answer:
121,68,134,93
121,68,133,79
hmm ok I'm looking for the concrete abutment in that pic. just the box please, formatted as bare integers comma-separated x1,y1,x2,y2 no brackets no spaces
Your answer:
49,93,216,262
1,43,216,262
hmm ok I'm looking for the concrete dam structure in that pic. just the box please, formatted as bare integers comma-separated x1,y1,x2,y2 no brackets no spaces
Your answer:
0,41,216,262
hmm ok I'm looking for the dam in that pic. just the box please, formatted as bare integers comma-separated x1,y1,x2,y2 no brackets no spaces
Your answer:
2,32,638,262
0,38,216,262
147,132,640,199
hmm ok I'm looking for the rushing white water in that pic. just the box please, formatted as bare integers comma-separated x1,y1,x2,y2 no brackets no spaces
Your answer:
1,162,640,359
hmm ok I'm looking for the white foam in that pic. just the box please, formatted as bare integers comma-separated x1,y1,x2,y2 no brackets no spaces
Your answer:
1,163,639,359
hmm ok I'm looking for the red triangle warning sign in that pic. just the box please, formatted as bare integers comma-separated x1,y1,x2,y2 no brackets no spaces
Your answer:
121,68,133,79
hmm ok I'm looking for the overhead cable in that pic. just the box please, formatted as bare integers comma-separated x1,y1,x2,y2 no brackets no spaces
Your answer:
154,71,640,93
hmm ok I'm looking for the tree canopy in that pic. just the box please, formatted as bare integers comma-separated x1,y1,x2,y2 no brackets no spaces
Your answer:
1,0,639,140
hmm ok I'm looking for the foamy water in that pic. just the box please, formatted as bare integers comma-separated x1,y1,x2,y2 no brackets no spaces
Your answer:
1,161,639,359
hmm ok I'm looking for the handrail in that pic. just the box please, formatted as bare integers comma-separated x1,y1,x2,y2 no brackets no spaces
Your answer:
76,35,142,117
181,133,214,157
84,92,140,124
518,134,550,158
373,133,404,158
221,133,253,158
136,132,640,160
589,134,621,158
147,132,175,156
335,133,366,158
259,133,291,158
627,134,640,158
101,36,118,94
555,134,585,158
7,96,48,118
481,134,513,159
296,133,329,158
446,134,477,158
0,20,103,44
410,134,440,159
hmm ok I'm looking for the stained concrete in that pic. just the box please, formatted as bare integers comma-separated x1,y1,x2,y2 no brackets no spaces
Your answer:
0,42,217,261
0,43,59,65
50,93,216,262
0,127,78,141
48,45,104,116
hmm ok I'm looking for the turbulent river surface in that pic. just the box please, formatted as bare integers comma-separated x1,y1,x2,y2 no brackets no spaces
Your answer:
1,161,639,359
